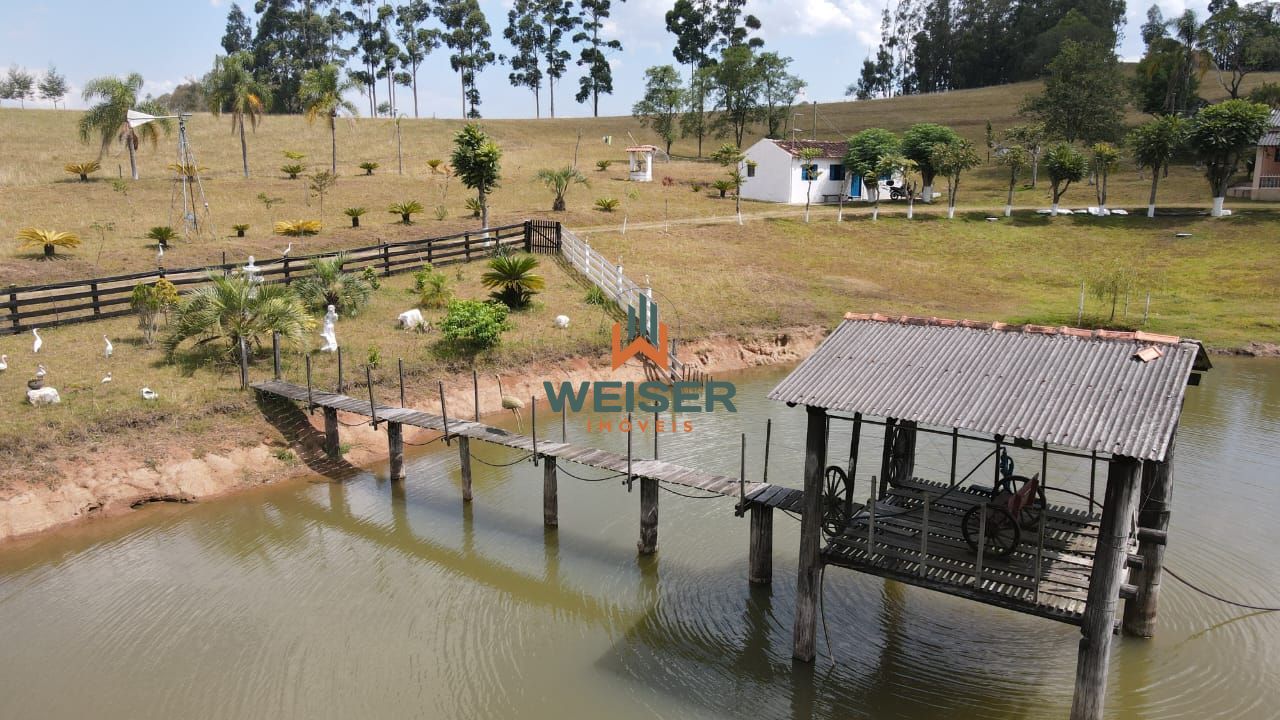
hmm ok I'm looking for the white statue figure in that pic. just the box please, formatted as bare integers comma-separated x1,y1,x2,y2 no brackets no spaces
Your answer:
243,255,263,295
319,304,339,352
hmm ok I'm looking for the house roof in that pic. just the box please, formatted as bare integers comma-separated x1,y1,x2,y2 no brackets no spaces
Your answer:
1260,130,1280,147
768,313,1210,462
625,145,659,153
771,140,848,159
1271,108,1280,127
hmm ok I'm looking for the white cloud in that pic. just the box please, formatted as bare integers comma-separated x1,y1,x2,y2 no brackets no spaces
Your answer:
749,0,880,46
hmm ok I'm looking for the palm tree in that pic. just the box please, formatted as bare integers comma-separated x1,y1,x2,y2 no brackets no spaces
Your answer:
299,64,359,174
78,73,171,180
205,53,272,179
293,254,374,316
481,253,544,308
164,274,313,360
536,166,588,211
16,228,80,258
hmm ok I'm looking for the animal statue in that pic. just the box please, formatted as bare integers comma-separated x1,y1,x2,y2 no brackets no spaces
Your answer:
103,335,114,359
31,328,42,354
141,387,159,401
319,305,339,352
27,387,60,405
398,308,427,331
495,375,525,431
35,364,46,380
101,372,113,384
554,315,570,329
0,354,7,372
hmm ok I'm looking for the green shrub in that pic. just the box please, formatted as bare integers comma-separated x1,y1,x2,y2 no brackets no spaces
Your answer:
145,226,178,247
366,344,381,368
281,163,305,179
594,197,620,212
433,205,448,220
482,253,544,309
596,159,612,171
439,299,510,351
390,200,424,224
464,197,482,218
232,223,249,237
359,161,380,176
414,266,453,308
344,207,367,228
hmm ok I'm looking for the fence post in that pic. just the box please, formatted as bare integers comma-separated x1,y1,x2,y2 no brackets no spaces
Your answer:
90,281,102,317
382,242,391,276
464,233,471,262
427,237,434,265
555,221,562,251
524,219,533,252
272,332,281,380
8,286,19,333
283,257,291,284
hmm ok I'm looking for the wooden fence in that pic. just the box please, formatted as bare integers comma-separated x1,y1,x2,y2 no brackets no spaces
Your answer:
2,222,538,336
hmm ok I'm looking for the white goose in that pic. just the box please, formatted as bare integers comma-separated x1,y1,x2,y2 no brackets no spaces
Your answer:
31,328,42,354
553,315,570,329
103,335,114,359
101,372,113,384
281,242,293,259
0,354,7,372
140,387,159,401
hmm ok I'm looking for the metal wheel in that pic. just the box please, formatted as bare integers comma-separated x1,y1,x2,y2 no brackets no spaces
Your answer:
1000,474,1047,529
821,466,850,539
962,504,1021,558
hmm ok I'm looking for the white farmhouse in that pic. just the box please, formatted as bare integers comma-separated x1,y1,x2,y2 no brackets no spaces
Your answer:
739,139,885,205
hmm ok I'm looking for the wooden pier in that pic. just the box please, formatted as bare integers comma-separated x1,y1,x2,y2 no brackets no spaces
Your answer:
251,379,766,553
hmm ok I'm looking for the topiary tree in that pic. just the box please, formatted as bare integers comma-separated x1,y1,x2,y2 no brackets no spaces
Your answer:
451,123,502,229
1127,115,1189,218
1187,99,1271,216
996,145,1029,217
536,166,588,211
1044,143,1088,216
16,228,80,258
901,123,960,203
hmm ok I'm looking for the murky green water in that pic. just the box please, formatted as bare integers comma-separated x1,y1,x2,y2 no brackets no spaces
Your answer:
1,358,1277,719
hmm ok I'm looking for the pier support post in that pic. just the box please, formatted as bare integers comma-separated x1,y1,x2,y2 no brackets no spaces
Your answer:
638,476,658,555
793,405,828,662
1071,456,1141,720
323,407,340,458
1123,441,1174,637
458,436,473,502
388,422,404,481
749,505,774,584
543,456,558,527
878,419,917,498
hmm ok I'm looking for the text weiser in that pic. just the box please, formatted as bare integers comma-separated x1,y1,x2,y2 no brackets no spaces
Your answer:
543,380,737,414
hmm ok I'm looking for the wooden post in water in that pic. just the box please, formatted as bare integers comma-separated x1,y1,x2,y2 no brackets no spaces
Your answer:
638,472,658,555
1123,440,1174,637
458,436,473,503
387,422,404,481
272,332,281,380
792,405,828,662
763,418,772,484
1071,456,1142,720
748,503,774,585
543,456,558,528
323,407,340,458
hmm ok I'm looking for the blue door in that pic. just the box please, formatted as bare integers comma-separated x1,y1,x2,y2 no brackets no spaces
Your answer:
849,175,862,199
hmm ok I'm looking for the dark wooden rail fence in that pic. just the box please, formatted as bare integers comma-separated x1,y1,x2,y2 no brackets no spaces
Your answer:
1,222,549,336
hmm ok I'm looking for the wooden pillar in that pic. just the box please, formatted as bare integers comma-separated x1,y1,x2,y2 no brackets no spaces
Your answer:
793,405,828,662
1071,456,1142,720
638,476,658,555
1123,441,1174,637
458,436,473,502
877,418,917,498
749,504,774,585
387,422,404,481
543,456,558,528
323,407,340,458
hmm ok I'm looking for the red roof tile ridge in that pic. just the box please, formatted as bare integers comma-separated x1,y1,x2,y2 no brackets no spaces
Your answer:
842,312,1184,345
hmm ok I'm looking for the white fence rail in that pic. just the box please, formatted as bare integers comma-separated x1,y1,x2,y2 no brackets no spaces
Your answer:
559,228,695,382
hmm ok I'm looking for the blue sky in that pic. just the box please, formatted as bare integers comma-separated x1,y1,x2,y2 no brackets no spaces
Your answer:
3,0,1215,118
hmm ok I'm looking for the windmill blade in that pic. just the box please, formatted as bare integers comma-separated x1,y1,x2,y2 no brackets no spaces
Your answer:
127,109,158,128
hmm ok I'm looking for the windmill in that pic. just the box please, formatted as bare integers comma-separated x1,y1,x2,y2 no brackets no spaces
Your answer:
129,110,212,242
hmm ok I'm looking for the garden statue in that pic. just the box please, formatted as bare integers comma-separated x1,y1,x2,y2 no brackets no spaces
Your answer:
320,304,339,352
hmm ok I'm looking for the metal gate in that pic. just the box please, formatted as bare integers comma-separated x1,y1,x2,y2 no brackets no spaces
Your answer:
528,220,561,254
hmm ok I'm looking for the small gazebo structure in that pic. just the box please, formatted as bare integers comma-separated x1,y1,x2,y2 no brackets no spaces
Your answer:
626,145,658,182
743,313,1210,720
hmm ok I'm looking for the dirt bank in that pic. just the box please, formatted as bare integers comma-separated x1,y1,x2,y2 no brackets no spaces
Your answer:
0,327,825,543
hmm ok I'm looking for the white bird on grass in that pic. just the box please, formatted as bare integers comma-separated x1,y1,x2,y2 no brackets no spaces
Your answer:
141,387,158,401
101,372,113,384
103,335,114,359
495,375,525,431
554,315,570,329
0,354,7,372
32,328,42,354
35,363,47,380
281,242,293,259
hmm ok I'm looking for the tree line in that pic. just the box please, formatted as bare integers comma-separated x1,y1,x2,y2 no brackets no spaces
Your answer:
0,65,68,108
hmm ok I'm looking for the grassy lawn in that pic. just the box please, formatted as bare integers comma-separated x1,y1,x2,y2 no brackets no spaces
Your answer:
585,211,1280,350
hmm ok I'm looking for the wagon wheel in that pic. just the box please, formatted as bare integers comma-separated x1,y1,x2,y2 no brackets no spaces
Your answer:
1002,474,1047,529
961,504,1021,558
821,466,851,539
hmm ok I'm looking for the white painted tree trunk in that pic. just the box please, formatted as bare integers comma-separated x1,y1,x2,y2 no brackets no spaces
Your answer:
921,184,933,203
947,205,956,219
872,203,879,222
1051,202,1059,216
907,200,914,219
1211,197,1225,217
1004,204,1012,217
1146,204,1156,218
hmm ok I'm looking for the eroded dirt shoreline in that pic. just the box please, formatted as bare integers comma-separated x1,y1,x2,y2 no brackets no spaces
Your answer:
0,327,825,543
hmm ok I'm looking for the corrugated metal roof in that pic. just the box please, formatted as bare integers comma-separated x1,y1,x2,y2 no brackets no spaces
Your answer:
1259,130,1280,147
768,314,1210,462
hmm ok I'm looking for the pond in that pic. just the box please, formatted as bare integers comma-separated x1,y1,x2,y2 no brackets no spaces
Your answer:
0,357,1277,719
